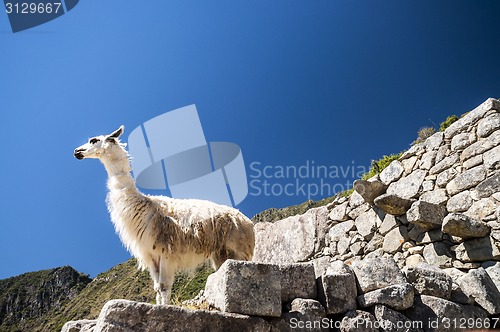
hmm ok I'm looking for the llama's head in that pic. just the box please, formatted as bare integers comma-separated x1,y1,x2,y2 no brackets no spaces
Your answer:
74,126,127,160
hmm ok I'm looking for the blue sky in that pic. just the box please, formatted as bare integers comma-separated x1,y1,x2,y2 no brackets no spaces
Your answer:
1,1,500,279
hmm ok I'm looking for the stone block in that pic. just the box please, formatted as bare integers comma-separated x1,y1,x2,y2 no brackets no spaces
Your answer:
204,260,281,317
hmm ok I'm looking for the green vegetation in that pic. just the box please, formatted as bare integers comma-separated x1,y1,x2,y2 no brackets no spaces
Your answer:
361,153,403,181
251,196,337,223
338,188,354,198
171,264,214,305
440,115,459,131
411,126,437,146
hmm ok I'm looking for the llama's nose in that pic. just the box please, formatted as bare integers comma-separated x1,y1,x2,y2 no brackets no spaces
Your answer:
74,148,85,160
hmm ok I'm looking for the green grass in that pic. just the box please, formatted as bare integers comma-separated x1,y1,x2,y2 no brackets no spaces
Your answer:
361,152,403,181
440,114,459,131
251,196,337,223
171,264,214,305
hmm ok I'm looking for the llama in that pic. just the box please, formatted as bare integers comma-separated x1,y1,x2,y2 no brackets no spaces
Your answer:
73,126,255,305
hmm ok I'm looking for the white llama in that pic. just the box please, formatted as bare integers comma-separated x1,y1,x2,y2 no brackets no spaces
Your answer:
74,126,255,305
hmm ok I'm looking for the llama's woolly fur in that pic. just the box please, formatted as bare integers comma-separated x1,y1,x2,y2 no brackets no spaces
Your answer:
74,126,255,304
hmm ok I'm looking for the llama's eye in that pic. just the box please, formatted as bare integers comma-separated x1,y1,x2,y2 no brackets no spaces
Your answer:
89,138,99,144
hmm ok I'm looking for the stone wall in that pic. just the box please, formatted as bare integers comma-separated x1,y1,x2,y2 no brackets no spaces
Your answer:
255,98,500,272
63,98,500,331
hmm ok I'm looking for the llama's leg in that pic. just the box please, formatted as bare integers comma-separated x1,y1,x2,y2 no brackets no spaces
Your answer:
147,257,162,305
158,258,175,305
211,247,228,270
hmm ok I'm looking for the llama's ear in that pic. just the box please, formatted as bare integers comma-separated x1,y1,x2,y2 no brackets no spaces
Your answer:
109,125,124,139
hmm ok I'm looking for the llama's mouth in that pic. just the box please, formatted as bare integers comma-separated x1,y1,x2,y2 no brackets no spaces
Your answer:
74,152,84,160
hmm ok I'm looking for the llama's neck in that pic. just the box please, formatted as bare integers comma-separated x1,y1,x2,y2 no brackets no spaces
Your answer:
101,153,139,194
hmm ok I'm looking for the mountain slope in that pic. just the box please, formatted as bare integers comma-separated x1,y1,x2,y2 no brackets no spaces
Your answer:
0,266,91,332
0,259,214,332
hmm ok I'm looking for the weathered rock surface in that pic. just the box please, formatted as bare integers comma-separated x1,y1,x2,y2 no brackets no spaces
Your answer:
317,261,357,314
328,202,349,221
472,172,500,199
402,156,418,174
454,236,500,262
404,295,487,332
205,260,281,317
357,283,414,310
461,138,494,161
450,132,475,151
419,188,447,205
422,242,452,268
446,165,487,195
429,154,459,175
387,169,427,199
280,263,317,303
351,257,406,293
383,226,408,254
441,213,490,239
349,190,366,208
355,209,380,240
413,228,441,244
406,254,425,268
404,263,452,300
253,208,327,264
353,179,388,205
464,197,498,221
371,305,419,332
435,167,458,187
279,298,328,332
484,144,500,170
340,310,379,332
407,201,447,230
374,194,414,216
446,191,473,212
425,132,444,150
329,220,355,242
444,98,500,138
457,268,500,314
484,261,500,291
477,113,500,138
450,282,474,305
61,320,96,332
419,150,437,170
463,154,483,169
93,300,270,332
379,161,405,185
379,214,398,235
